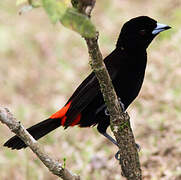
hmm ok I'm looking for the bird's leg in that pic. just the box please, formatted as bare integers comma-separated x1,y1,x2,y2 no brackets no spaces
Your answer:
100,132,120,160
102,132,119,147
103,98,140,160
100,131,140,160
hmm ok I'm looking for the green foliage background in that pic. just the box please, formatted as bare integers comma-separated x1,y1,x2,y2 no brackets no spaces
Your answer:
0,0,181,179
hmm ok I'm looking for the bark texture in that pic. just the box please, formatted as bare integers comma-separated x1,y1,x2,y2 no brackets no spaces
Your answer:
72,0,142,179
0,107,80,180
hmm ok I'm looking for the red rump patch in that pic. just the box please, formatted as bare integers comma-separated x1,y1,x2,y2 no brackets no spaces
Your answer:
61,116,67,126
50,101,71,120
70,113,81,126
50,101,81,126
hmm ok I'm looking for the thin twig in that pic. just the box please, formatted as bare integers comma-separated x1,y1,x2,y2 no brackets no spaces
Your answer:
0,107,80,180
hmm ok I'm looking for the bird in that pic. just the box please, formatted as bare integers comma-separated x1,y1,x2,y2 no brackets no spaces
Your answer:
4,16,171,157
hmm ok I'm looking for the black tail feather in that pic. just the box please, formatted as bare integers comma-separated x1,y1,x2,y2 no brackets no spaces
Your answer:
4,118,60,150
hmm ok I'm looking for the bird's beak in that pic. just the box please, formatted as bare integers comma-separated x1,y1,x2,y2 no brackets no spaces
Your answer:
152,23,171,35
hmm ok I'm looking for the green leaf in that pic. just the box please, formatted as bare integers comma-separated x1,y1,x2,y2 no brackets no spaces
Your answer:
42,0,96,38
42,0,67,23
16,0,28,6
61,8,96,38
63,157,66,168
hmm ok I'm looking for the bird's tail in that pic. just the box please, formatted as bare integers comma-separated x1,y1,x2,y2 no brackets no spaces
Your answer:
3,118,61,150
4,101,73,150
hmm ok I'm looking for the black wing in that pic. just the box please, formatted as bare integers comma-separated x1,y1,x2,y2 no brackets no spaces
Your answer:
64,49,122,127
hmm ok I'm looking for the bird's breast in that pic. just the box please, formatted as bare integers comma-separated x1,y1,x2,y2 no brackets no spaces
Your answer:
113,58,147,109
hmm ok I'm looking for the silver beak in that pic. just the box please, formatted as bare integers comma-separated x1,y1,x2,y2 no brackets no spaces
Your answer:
152,23,171,35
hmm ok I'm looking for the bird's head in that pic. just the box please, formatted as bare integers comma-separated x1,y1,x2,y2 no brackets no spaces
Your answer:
116,16,171,52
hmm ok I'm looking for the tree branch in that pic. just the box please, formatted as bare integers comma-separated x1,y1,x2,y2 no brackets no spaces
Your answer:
0,107,80,180
71,0,142,179
2,0,142,179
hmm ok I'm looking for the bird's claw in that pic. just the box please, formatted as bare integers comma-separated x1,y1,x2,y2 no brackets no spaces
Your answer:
136,143,141,151
115,150,120,160
114,143,141,161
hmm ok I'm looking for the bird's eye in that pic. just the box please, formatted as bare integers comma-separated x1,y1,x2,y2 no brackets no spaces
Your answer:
139,29,146,36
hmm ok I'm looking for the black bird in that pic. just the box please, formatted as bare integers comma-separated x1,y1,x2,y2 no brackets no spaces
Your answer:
4,16,171,157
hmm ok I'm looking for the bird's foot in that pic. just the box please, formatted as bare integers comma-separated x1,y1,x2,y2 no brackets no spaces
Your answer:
115,143,141,160
115,150,120,160
136,143,141,152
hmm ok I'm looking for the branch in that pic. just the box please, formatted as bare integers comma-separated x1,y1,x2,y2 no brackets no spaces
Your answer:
0,107,80,180
71,0,142,179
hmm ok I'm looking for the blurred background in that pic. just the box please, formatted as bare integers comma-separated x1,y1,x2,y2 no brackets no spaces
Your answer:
0,0,181,179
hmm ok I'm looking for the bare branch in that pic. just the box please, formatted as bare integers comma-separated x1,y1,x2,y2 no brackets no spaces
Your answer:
72,0,142,179
0,107,80,180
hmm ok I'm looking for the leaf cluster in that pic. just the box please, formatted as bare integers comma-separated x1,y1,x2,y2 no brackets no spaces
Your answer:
16,0,96,38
